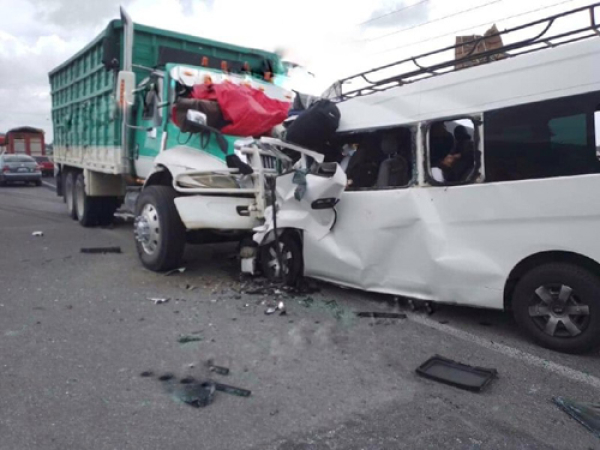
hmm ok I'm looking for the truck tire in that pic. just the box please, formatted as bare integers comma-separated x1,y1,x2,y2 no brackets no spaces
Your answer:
75,172,97,227
64,171,77,220
512,263,600,354
96,197,120,226
134,186,185,272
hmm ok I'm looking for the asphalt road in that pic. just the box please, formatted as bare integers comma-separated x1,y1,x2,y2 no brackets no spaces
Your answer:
1,184,600,450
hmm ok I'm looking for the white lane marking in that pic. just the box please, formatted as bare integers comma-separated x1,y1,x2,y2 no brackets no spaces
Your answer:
42,181,56,189
409,313,600,390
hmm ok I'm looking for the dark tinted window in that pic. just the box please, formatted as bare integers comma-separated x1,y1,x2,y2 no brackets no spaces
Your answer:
484,93,600,182
3,155,35,163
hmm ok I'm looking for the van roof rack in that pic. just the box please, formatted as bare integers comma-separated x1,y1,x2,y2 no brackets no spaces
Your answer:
328,2,600,101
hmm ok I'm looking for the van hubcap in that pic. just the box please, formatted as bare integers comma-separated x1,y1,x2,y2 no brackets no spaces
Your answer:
135,204,160,255
265,242,292,279
528,284,590,337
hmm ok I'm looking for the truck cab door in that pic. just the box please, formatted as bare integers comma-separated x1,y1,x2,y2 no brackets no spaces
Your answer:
133,76,164,179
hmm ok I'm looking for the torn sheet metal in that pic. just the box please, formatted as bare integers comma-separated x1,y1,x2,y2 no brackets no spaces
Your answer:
253,164,347,245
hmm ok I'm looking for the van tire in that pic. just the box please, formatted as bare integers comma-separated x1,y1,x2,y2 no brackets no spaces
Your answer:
65,171,77,220
134,186,185,272
75,172,97,227
260,232,303,285
512,263,600,354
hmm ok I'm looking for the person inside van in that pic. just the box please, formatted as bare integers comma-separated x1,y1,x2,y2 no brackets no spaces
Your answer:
346,135,384,189
430,122,454,164
444,125,476,182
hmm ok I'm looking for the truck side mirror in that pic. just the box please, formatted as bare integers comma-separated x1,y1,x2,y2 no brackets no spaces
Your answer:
116,71,135,110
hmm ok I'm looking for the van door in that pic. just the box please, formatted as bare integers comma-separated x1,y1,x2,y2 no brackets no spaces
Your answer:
303,119,502,307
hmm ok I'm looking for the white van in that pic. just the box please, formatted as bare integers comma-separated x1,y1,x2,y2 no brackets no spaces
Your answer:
249,4,600,354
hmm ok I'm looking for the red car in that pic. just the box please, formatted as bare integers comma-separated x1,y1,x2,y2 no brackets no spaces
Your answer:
34,156,54,177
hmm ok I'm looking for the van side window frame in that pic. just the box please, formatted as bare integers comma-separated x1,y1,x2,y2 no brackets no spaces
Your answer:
422,115,483,187
340,124,418,192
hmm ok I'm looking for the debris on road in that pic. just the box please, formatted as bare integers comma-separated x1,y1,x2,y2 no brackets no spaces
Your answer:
80,246,122,254
149,297,170,305
177,335,203,344
171,379,216,408
416,355,497,392
277,301,286,315
214,382,252,397
356,311,407,319
32,231,44,237
180,284,198,291
164,267,186,276
553,397,600,438
140,371,154,378
207,361,230,376
264,300,286,316
158,373,175,382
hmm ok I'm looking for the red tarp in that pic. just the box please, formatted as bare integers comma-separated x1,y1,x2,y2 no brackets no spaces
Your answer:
190,83,290,137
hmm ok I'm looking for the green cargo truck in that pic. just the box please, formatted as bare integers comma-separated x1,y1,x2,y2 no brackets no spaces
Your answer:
50,8,292,271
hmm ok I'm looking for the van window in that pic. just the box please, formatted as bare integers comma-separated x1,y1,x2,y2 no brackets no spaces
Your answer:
427,118,478,184
344,126,414,190
484,94,600,182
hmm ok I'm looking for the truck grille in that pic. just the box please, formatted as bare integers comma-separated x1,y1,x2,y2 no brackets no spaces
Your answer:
261,155,276,169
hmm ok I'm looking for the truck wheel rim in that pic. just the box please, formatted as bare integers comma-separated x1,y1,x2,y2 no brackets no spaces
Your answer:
135,204,160,256
528,284,590,337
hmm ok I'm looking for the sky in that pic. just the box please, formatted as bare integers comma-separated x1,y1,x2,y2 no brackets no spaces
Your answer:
0,0,597,143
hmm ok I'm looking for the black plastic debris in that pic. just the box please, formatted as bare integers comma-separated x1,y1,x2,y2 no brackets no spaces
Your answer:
180,376,196,384
215,382,251,397
208,364,230,376
356,312,407,319
140,371,154,378
80,246,122,254
175,381,216,408
553,397,600,439
416,355,497,392
177,335,202,344
158,373,175,382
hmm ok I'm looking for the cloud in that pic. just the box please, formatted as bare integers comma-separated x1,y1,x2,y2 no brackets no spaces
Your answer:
0,0,591,142
32,0,134,31
362,0,431,29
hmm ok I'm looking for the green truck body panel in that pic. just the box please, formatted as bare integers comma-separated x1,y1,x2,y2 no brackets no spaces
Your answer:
49,18,283,169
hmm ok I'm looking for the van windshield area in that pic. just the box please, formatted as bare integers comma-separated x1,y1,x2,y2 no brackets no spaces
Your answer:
339,126,414,190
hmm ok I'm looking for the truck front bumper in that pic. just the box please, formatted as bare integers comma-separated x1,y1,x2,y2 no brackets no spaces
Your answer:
174,195,260,230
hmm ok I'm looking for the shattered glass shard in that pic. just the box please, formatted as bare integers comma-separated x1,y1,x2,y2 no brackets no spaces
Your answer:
553,397,600,438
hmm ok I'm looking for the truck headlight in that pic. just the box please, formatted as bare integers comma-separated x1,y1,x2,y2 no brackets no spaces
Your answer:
178,173,240,189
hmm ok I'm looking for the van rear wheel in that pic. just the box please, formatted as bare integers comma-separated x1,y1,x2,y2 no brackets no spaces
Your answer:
512,263,600,354
134,186,185,272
